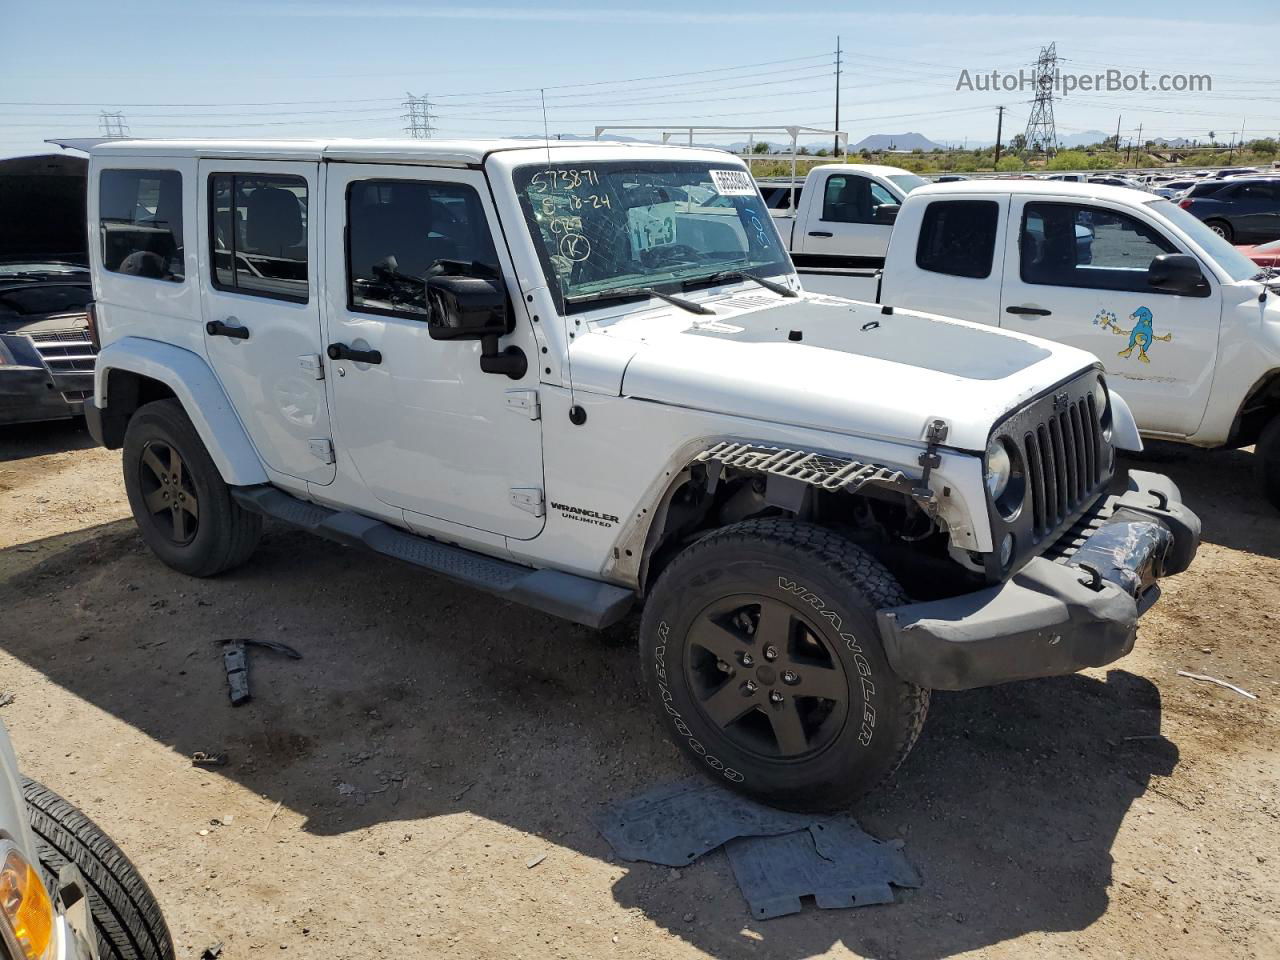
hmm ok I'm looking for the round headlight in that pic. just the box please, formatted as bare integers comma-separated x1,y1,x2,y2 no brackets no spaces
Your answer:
985,436,1012,500
1092,376,1109,416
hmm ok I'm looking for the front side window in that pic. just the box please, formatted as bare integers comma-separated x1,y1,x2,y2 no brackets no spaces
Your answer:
210,173,308,302
347,179,499,319
99,169,184,281
1021,201,1176,293
915,200,998,279
821,175,897,224
512,161,789,307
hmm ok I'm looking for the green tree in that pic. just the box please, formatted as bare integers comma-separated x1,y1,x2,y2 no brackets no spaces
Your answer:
751,141,771,154
995,155,1028,172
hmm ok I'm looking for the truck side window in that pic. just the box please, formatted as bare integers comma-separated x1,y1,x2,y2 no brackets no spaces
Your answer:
346,179,499,320
209,173,308,303
915,200,998,279
99,169,184,282
1021,202,1176,294
822,176,895,224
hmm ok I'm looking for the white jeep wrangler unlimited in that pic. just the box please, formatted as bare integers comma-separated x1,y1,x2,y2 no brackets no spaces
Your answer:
82,139,1200,810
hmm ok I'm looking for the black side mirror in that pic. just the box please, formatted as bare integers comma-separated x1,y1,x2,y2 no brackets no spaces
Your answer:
874,203,900,225
426,273,526,379
1148,253,1209,296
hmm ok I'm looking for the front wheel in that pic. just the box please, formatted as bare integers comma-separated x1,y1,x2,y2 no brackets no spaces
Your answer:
1257,412,1280,511
639,519,929,811
23,778,175,960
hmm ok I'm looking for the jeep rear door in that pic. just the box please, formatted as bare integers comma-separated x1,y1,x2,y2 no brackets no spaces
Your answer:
197,160,336,484
322,163,545,540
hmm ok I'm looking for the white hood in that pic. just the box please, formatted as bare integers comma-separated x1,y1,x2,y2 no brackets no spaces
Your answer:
570,294,1101,451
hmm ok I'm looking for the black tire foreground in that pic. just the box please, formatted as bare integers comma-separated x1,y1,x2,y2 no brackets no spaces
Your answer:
640,518,931,812
123,399,261,577
22,777,175,960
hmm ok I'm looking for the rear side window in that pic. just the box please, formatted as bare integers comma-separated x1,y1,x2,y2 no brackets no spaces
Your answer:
209,173,308,302
915,200,999,279
99,169,184,282
346,179,499,319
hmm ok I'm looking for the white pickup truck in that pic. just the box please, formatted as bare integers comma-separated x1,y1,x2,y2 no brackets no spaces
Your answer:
758,163,927,263
793,179,1280,507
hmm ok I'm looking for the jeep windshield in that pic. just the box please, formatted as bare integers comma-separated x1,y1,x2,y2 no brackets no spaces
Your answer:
512,161,791,311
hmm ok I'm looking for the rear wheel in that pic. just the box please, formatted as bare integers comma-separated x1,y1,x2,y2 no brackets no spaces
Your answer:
1258,412,1280,511
23,777,174,960
122,399,261,576
639,519,929,811
1205,218,1234,242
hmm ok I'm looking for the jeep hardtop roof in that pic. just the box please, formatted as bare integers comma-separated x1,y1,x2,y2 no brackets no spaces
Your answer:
62,137,730,168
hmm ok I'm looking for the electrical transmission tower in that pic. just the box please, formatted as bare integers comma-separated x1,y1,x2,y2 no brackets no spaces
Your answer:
99,111,130,138
1022,42,1059,155
402,93,434,139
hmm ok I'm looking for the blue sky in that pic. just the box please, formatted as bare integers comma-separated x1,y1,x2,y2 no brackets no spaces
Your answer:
1,0,1275,158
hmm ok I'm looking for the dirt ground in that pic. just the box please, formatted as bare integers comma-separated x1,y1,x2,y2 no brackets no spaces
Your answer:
1,419,1277,960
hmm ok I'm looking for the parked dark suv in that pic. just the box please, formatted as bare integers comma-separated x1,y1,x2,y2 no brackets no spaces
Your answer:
0,152,96,425
1178,176,1280,243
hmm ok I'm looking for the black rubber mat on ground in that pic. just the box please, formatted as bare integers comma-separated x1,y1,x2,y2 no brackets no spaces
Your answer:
725,818,921,919
594,780,920,918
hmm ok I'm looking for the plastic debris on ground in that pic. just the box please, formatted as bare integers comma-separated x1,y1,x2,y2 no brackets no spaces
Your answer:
593,780,920,918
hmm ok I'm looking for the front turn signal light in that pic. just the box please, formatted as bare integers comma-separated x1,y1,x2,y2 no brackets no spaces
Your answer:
0,847,55,960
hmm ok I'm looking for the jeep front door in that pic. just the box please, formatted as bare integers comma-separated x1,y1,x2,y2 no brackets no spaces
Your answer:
1000,197,1221,436
323,164,544,540
197,161,335,484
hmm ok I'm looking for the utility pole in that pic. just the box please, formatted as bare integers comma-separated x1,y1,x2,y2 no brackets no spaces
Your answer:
993,105,1005,166
98,111,129,138
1114,114,1122,151
833,36,842,156
402,92,434,139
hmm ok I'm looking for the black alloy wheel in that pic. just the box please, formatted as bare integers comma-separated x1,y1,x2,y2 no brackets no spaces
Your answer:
685,595,849,760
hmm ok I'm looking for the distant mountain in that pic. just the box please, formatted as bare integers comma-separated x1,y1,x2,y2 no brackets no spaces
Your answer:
851,132,945,152
1150,137,1194,148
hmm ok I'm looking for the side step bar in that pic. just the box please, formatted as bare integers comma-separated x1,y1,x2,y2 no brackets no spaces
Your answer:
230,485,634,629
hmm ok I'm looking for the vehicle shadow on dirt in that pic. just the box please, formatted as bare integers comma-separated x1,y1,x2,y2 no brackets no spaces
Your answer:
0,419,96,462
1,521,1177,959
1120,445,1279,558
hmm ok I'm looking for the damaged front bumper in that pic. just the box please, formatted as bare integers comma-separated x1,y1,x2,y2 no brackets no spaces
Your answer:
876,470,1200,691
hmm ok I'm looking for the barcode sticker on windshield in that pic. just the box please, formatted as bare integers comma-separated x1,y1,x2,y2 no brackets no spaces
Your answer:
709,169,757,196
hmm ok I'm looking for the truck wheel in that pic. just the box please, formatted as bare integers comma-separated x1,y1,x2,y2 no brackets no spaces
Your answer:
22,777,175,960
1258,412,1280,511
122,399,261,576
1204,218,1233,242
639,518,929,811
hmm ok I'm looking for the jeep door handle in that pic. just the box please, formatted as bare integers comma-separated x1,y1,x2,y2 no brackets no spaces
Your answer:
807,231,834,238
1005,305,1052,317
206,319,250,339
326,342,382,365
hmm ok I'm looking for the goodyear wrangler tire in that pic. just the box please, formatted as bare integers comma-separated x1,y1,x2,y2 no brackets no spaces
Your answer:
639,519,929,811
122,399,261,577
23,777,175,960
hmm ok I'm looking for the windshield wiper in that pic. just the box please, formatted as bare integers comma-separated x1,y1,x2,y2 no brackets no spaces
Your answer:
567,287,714,316
682,269,798,298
